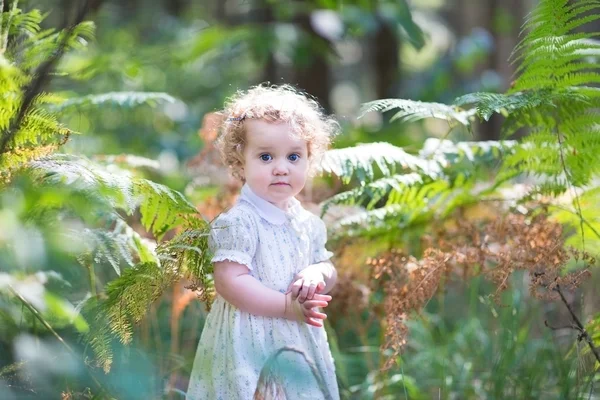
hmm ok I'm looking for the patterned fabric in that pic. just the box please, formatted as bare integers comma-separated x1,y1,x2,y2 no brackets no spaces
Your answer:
186,184,339,400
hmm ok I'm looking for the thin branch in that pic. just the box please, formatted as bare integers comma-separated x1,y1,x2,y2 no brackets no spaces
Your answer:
544,320,575,331
554,284,600,365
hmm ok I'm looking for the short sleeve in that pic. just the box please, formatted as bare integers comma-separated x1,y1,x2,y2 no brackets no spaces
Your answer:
209,208,257,270
310,216,334,264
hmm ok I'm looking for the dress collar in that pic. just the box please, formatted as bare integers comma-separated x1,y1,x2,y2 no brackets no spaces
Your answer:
239,183,301,225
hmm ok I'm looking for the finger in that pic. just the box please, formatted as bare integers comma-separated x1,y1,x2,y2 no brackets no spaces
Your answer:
303,300,329,309
312,294,332,302
306,309,327,320
298,282,311,304
290,279,303,300
305,318,323,328
306,283,318,300
316,282,325,294
286,275,302,293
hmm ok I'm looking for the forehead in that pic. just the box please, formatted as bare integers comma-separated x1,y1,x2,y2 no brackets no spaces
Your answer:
244,119,306,149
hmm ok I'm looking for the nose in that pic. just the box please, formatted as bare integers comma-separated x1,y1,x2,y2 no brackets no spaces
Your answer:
272,160,289,175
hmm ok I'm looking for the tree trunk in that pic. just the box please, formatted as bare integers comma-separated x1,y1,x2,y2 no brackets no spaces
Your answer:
373,14,400,99
294,12,332,111
164,0,188,16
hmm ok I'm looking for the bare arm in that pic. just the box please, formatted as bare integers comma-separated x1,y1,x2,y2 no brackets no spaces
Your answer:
213,260,331,326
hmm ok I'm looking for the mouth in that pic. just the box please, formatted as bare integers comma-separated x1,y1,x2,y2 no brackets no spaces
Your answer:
271,182,290,186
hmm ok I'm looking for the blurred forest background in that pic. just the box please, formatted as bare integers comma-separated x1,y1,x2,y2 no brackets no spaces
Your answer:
1,0,600,399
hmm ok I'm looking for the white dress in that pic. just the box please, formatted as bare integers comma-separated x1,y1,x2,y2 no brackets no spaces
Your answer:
186,184,340,400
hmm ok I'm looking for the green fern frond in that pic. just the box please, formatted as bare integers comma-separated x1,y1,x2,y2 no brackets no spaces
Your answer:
10,19,95,73
332,204,409,238
359,98,476,126
320,138,513,224
77,228,134,276
318,142,442,185
52,92,176,113
81,224,211,371
330,178,480,239
511,0,600,92
28,155,200,239
5,8,43,37
454,91,549,121
80,297,115,373
322,173,424,215
73,219,158,276
158,226,212,284
103,262,170,344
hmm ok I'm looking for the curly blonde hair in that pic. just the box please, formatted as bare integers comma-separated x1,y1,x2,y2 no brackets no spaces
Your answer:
216,84,339,181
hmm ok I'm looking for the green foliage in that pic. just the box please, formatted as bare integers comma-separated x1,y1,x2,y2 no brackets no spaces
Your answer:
453,90,550,121
0,5,213,387
359,98,476,126
28,154,198,239
319,139,515,238
333,0,600,250
454,0,600,197
399,277,582,399
81,224,212,373
0,7,96,177
323,2,600,395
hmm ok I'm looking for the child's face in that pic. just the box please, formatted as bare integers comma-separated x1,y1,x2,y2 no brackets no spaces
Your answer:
242,119,309,209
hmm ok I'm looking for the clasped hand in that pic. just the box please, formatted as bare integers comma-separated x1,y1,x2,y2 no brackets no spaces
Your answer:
285,265,331,327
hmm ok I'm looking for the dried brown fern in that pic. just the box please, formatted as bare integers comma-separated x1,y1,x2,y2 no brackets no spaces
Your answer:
359,206,595,370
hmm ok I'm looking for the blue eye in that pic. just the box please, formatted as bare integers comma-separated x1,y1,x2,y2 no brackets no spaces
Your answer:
260,154,272,162
288,153,300,162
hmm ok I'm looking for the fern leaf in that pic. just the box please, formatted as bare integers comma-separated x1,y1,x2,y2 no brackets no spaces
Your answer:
359,98,475,126
318,142,442,185
28,155,199,239
52,92,176,113
454,91,549,121
80,297,115,373
72,219,158,276
322,173,424,214
419,138,516,165
135,179,198,240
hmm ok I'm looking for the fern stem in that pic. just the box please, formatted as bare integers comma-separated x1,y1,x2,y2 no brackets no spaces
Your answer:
9,284,75,354
547,204,600,242
88,260,96,297
553,111,587,250
9,284,113,396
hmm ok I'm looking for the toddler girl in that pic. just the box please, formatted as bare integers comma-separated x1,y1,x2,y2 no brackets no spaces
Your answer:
186,85,340,399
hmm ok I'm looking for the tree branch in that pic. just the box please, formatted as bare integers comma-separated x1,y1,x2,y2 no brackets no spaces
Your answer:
554,284,600,366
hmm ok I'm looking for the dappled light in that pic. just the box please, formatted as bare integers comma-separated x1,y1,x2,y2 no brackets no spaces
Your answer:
1,0,599,399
